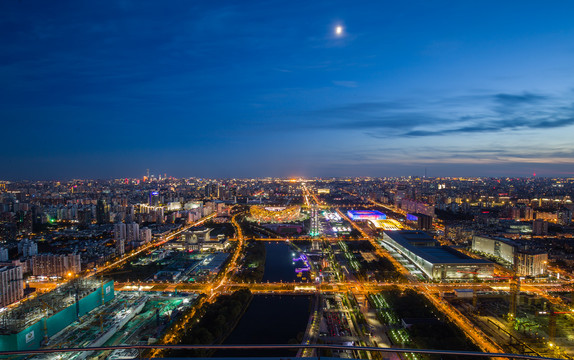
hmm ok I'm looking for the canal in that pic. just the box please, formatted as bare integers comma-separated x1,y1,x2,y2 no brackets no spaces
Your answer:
216,295,313,357
262,242,309,282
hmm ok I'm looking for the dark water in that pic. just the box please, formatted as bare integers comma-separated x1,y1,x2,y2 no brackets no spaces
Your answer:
262,242,307,282
215,295,312,357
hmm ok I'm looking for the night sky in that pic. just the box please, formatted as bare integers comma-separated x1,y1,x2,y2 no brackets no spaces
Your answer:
2,1,574,179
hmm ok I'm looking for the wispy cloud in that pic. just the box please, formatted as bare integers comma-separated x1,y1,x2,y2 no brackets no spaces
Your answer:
494,92,547,105
310,91,574,138
328,144,574,168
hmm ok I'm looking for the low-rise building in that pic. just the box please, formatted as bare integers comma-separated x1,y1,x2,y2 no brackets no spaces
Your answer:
382,231,493,281
471,235,547,276
183,228,229,251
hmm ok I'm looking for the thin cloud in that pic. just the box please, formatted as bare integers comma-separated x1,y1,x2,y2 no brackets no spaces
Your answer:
310,91,574,138
494,92,547,105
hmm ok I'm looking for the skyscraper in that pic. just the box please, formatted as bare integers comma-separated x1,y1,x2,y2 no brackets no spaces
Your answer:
113,223,127,241
96,198,109,224
310,205,319,237
126,223,140,243
149,191,159,207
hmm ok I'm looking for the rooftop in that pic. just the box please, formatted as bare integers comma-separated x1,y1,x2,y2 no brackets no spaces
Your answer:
384,231,491,265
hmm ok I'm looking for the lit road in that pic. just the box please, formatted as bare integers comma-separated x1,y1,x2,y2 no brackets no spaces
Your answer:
148,211,246,357
27,184,574,359
90,213,216,278
333,208,505,355
227,237,374,242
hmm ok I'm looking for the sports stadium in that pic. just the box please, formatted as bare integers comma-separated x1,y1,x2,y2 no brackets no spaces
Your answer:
248,205,306,223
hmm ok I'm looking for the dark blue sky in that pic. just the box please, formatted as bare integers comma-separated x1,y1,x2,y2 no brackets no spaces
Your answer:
2,1,574,179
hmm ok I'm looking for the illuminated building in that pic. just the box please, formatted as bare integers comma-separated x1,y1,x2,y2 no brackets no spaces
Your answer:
113,223,126,241
310,205,319,236
0,265,23,307
139,227,152,243
183,228,229,251
167,201,182,211
382,231,493,280
406,213,432,230
471,235,548,276
347,210,386,221
149,191,159,206
116,238,125,256
370,218,403,231
532,219,548,236
248,205,303,223
96,198,109,224
31,254,81,277
126,223,140,243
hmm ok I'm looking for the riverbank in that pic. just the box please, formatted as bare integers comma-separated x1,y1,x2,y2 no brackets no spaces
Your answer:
232,240,266,282
166,289,253,358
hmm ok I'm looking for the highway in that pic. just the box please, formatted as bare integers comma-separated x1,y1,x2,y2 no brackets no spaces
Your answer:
148,211,246,357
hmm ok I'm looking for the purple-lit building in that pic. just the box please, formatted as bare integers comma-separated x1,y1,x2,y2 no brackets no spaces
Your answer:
347,210,386,221
407,213,432,230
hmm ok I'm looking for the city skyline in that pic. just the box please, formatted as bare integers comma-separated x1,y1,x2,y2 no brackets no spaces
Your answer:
2,1,574,179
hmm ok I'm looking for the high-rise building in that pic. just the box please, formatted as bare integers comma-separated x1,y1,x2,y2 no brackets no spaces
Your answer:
125,205,135,222
557,208,572,226
18,239,38,258
31,254,81,277
310,205,319,237
532,219,548,236
140,227,152,243
116,238,125,256
0,247,8,262
0,265,23,307
149,191,159,207
126,223,140,243
96,199,109,224
113,223,127,241
523,206,534,221
511,207,521,220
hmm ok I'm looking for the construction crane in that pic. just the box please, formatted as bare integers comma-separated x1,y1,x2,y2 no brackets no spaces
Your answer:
38,298,57,345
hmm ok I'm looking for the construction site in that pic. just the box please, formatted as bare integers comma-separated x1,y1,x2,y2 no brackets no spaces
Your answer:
447,284,574,359
0,278,115,352
34,291,198,360
0,276,197,359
